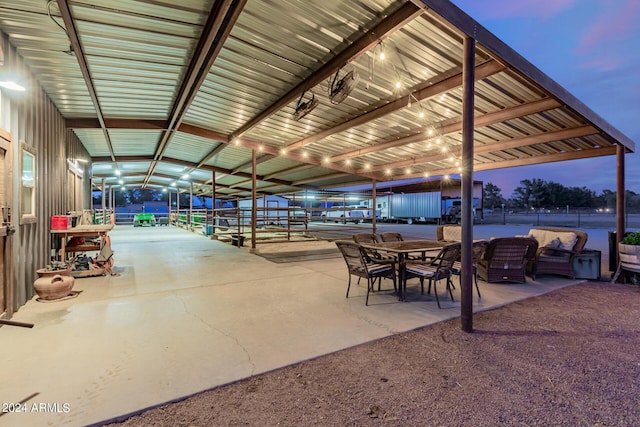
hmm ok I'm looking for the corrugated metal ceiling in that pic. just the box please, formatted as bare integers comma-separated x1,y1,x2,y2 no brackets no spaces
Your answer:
0,0,634,199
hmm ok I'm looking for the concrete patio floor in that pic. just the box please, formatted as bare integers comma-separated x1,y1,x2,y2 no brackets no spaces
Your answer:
0,224,604,426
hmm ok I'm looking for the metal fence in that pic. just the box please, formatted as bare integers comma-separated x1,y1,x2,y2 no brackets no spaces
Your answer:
482,211,640,229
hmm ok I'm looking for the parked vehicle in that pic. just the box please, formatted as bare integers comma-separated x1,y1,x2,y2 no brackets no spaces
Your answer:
321,207,365,224
133,213,156,227
364,192,482,224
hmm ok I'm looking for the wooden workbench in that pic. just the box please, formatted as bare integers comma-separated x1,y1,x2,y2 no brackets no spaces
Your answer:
51,224,114,261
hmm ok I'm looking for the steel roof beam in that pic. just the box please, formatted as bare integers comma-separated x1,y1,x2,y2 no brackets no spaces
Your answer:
286,60,505,151
142,0,247,187
369,125,597,172
262,164,315,181
231,154,276,174
331,97,562,164
229,2,423,142
93,155,305,189
56,0,116,163
402,146,618,180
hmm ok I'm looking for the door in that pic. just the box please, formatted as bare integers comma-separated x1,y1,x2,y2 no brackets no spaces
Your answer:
0,132,13,317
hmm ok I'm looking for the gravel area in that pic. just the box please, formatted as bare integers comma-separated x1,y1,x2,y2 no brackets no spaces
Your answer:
105,281,640,426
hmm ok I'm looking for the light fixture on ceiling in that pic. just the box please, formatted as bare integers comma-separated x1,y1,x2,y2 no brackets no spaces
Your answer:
0,79,25,91
293,90,318,121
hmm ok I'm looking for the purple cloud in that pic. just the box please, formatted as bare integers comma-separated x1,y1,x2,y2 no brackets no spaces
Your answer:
577,0,640,54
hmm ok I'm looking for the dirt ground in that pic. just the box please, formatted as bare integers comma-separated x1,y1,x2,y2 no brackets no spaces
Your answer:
105,281,640,427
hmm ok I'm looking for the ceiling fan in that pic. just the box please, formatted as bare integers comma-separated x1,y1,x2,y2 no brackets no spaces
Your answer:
329,66,360,104
293,90,318,121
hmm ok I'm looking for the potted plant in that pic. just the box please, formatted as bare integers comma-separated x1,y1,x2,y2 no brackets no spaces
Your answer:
619,231,640,272
36,260,71,278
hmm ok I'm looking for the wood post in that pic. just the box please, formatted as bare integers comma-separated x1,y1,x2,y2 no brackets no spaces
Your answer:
460,36,475,333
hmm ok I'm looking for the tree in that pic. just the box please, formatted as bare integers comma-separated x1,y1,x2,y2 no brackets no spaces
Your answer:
483,182,505,210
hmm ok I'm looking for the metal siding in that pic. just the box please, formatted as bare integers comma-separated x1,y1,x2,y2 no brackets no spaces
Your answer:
389,192,441,219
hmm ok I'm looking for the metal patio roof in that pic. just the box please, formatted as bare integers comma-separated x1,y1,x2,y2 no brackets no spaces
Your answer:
0,0,635,199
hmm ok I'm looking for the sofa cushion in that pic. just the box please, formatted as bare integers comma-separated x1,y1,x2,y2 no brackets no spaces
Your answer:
528,229,578,251
442,226,462,242
528,229,552,247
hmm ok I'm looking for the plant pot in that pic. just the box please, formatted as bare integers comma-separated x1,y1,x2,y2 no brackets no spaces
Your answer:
619,243,640,271
36,268,71,278
33,274,75,301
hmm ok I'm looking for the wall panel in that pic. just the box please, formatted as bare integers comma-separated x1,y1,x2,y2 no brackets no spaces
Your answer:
1,33,85,311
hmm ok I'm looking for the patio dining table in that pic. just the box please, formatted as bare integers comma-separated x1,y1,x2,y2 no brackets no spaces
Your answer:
360,240,446,301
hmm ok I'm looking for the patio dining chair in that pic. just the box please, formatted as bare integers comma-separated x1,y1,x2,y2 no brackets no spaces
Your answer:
335,241,397,306
405,242,461,308
451,240,488,298
352,233,396,263
379,231,423,260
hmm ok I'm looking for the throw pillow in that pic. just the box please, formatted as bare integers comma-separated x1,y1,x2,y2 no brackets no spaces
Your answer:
545,237,561,249
555,232,578,250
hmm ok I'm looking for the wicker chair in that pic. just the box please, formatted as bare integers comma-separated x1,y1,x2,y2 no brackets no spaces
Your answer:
405,242,461,308
478,237,538,283
527,228,588,280
335,240,397,305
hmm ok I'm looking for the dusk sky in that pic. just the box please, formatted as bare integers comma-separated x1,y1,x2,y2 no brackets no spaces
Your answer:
451,0,640,198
